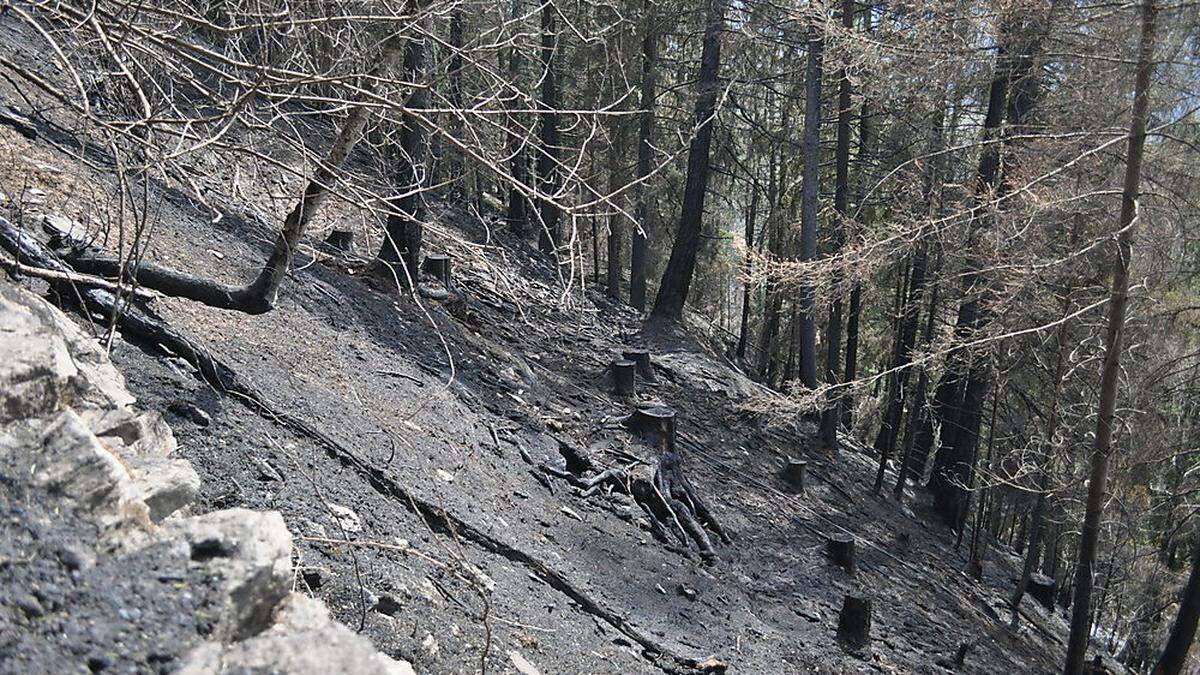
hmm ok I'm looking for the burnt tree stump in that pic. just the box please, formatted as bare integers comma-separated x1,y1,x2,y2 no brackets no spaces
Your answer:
623,405,676,450
324,229,355,253
836,594,871,651
781,458,807,493
827,534,856,573
967,558,984,581
611,360,637,397
1029,573,1057,611
422,253,452,286
622,349,657,382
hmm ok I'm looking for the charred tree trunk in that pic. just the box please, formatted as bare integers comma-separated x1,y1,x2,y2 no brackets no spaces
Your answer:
651,0,726,321
819,0,855,452
536,0,562,255
893,273,940,498
505,0,530,237
736,175,760,362
606,95,627,298
796,21,822,390
1152,539,1200,675
1065,2,1156,671
377,24,432,286
630,0,657,311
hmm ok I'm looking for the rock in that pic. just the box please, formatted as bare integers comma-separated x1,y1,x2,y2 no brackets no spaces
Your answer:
165,509,292,640
178,594,415,675
677,584,699,601
81,409,178,457
327,504,362,533
0,283,134,423
508,650,542,675
0,410,149,530
126,456,200,522
56,544,95,572
14,593,45,618
168,401,211,427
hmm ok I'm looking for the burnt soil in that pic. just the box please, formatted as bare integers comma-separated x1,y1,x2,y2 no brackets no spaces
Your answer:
0,14,1076,674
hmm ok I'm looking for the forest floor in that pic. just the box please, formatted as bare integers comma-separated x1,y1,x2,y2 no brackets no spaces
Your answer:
0,15,1096,674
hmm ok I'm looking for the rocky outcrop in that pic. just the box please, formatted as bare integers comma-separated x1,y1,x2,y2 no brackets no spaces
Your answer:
0,279,414,673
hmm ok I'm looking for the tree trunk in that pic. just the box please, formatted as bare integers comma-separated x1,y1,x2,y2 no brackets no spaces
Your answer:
506,0,530,237
536,0,562,255
1152,539,1200,675
796,21,822,390
651,0,726,320
377,23,432,286
818,0,855,451
630,0,657,311
736,176,760,361
1064,1,1157,671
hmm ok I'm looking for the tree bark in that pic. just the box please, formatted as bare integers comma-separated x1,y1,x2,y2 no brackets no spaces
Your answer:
506,0,530,237
1152,539,1200,675
377,23,432,286
1064,1,1157,671
651,0,726,321
537,0,562,255
796,21,822,390
819,0,855,451
630,0,657,311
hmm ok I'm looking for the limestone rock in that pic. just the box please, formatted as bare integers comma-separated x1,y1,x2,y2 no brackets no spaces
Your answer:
178,594,416,675
165,509,293,640
0,410,149,530
127,455,201,522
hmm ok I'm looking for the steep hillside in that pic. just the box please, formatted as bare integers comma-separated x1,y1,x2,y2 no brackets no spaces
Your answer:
0,15,1110,675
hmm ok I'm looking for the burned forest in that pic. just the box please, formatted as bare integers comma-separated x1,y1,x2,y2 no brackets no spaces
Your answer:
1,0,1199,673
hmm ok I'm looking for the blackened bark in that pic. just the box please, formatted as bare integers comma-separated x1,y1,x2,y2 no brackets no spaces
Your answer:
377,25,432,286
796,22,822,390
736,178,759,361
537,1,562,255
651,0,726,320
506,0,530,237
1152,539,1200,675
630,0,657,311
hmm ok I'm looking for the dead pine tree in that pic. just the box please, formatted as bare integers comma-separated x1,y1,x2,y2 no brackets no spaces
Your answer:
1064,0,1158,671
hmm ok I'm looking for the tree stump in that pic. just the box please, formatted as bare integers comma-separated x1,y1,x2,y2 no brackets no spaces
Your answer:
1029,573,1056,610
622,348,657,382
422,253,452,286
967,558,984,581
623,405,676,450
836,594,871,651
827,534,856,573
781,458,807,493
611,360,637,397
324,229,354,253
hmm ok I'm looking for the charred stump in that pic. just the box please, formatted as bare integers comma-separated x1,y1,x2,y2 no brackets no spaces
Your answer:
826,534,856,574
836,594,871,651
622,348,657,382
628,449,730,563
1029,573,1056,611
781,458,807,493
623,405,676,449
967,558,984,581
611,360,637,397
422,253,452,287
324,229,355,253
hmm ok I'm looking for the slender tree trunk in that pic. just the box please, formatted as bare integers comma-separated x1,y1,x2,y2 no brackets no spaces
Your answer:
536,0,562,255
894,267,940,498
796,21,823,390
630,0,657,311
651,0,726,320
377,23,432,286
819,0,855,451
1064,2,1157,671
506,0,530,237
736,177,760,361
1153,539,1200,675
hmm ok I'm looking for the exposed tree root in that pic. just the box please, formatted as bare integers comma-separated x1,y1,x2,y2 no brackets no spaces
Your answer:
542,440,730,563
